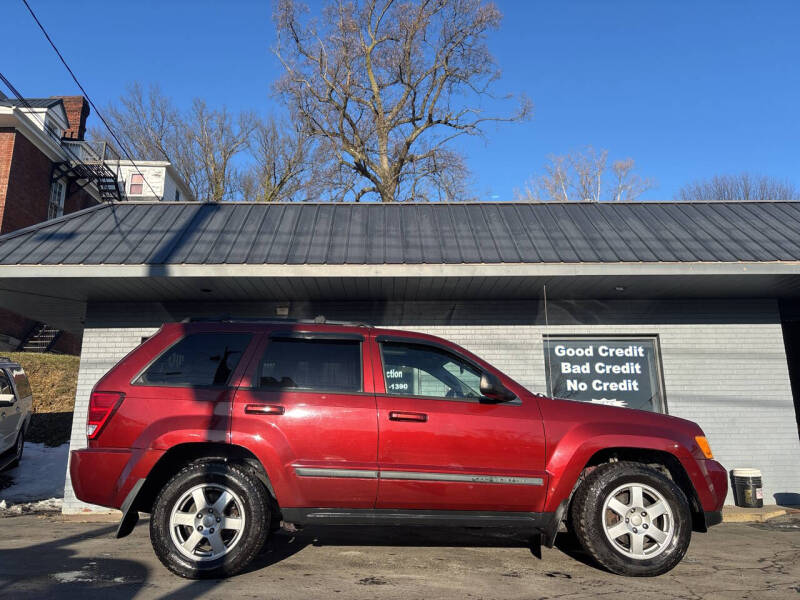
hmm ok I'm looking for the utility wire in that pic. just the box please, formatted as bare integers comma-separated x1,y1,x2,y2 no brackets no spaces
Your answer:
0,70,104,190
20,0,162,200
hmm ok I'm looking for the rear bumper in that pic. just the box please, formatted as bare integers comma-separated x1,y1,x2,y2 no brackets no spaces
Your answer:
70,447,162,509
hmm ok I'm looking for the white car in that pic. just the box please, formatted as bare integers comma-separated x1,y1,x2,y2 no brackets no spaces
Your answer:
0,357,32,471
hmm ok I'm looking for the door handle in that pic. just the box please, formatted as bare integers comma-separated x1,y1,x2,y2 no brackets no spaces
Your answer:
244,404,285,415
389,411,427,422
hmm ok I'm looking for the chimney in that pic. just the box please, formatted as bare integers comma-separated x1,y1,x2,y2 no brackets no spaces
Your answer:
55,96,90,140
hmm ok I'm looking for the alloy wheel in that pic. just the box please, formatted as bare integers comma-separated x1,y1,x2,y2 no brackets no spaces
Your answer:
601,482,675,560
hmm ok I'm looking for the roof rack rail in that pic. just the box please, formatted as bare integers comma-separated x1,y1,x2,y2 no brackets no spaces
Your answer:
180,315,372,328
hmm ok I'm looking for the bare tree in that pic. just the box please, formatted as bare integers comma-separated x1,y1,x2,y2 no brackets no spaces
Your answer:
93,84,266,202
516,146,654,202
187,100,256,202
273,0,531,202
676,173,799,201
240,117,311,202
90,84,203,200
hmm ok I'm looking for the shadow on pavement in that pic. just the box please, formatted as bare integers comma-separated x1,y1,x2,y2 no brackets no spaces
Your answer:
0,523,150,599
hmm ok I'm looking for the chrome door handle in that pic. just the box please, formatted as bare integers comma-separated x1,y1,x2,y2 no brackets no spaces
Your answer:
389,411,427,422
244,404,285,415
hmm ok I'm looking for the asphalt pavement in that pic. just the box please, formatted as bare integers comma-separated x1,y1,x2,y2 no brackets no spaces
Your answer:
0,512,797,599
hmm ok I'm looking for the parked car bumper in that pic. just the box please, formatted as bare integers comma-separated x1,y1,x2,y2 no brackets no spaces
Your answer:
701,459,728,514
70,447,163,509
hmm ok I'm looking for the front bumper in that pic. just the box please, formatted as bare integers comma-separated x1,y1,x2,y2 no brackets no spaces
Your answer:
701,459,729,513
704,510,723,528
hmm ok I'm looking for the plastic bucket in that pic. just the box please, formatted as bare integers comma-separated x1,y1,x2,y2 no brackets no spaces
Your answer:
731,468,763,508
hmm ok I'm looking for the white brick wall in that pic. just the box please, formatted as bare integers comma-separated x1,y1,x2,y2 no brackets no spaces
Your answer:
62,299,800,513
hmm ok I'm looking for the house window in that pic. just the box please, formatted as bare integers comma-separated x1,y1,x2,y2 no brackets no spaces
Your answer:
48,180,65,219
543,336,667,413
129,174,144,195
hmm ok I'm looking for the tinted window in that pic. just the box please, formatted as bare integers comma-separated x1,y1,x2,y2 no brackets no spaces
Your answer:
257,339,361,392
136,333,252,387
11,369,31,398
381,342,482,399
0,370,15,397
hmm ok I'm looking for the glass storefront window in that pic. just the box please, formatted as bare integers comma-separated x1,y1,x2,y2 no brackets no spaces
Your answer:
543,336,667,413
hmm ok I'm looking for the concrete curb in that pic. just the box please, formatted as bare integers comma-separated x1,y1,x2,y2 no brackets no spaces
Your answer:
722,505,794,523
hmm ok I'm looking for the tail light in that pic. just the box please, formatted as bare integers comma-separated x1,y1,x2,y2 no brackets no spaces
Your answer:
87,391,124,439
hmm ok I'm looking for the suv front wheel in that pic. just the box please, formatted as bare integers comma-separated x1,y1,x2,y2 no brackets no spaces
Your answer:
570,461,692,576
150,461,270,578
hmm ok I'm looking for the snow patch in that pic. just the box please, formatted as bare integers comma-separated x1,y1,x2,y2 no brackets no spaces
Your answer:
0,443,69,513
52,570,94,584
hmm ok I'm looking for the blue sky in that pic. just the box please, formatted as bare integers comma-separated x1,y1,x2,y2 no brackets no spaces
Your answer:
4,0,799,200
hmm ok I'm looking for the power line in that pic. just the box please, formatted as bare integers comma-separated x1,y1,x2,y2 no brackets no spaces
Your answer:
0,70,107,196
20,0,162,200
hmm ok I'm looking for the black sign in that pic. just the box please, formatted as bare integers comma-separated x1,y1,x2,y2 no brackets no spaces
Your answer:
543,337,665,412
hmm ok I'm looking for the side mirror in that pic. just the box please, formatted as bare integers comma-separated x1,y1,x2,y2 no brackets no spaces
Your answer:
0,393,15,406
479,373,516,402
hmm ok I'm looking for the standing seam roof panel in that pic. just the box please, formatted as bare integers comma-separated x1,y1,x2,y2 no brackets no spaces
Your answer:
204,204,254,264
692,203,773,261
736,203,800,260
594,205,660,262
40,206,122,264
495,205,541,262
481,204,519,263
134,204,199,265
626,204,698,261
711,203,796,261
652,204,732,261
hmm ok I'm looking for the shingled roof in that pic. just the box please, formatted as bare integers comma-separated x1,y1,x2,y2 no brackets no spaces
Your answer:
1,201,799,266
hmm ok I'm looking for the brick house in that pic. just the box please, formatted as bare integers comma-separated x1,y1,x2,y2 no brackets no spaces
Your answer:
0,92,120,353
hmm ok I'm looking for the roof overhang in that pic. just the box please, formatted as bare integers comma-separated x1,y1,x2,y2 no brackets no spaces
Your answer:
3,261,800,334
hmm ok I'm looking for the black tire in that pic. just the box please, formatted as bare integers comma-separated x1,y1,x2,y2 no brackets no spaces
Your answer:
150,461,270,579
6,431,23,470
570,461,692,577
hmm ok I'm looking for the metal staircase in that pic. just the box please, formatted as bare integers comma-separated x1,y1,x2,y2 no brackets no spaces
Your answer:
54,140,125,202
18,322,61,353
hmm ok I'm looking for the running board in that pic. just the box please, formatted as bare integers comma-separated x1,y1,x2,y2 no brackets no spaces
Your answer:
280,508,554,531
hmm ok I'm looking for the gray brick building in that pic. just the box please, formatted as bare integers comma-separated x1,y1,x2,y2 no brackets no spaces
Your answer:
0,201,798,513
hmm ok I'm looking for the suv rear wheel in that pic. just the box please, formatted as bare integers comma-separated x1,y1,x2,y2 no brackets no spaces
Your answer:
570,461,692,576
150,461,270,578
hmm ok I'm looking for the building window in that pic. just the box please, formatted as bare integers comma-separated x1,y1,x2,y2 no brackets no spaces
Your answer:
174,189,180,201
129,174,144,195
543,336,667,413
48,180,65,219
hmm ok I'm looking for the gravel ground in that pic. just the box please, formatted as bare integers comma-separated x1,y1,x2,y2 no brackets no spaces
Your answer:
0,513,797,599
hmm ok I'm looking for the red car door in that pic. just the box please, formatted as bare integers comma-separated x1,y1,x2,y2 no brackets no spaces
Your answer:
232,329,379,509
372,334,548,513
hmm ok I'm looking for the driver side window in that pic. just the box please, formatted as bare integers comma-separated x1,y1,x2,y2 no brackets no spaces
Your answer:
381,341,482,399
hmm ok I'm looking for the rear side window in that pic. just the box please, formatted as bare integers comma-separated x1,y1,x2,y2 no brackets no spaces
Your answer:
136,333,252,387
257,338,361,392
11,369,31,398
0,370,15,397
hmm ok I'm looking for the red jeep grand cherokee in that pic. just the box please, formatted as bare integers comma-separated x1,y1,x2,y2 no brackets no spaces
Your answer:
70,319,727,579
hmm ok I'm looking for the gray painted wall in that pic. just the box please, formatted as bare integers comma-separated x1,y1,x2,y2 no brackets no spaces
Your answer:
63,298,800,513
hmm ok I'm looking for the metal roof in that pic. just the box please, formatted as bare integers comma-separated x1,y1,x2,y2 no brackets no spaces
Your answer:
1,201,800,266
0,97,64,109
